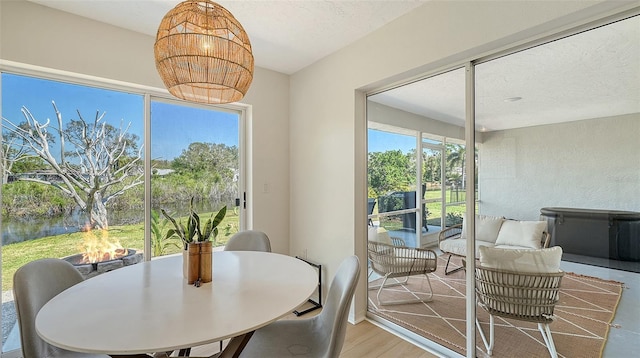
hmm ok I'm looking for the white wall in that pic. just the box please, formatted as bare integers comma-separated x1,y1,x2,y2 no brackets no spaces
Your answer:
0,0,291,253
367,101,466,141
288,0,636,321
479,114,640,220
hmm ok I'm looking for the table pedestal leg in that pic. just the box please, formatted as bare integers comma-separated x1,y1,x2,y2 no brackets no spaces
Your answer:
214,331,255,358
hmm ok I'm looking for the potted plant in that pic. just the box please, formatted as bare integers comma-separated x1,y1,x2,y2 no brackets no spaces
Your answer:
162,197,227,284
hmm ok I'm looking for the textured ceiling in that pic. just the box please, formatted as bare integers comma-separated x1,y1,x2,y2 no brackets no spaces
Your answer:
27,0,427,75
369,15,640,131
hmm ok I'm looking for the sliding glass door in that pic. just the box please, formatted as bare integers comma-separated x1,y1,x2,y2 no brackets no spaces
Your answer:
365,13,638,358
149,98,242,256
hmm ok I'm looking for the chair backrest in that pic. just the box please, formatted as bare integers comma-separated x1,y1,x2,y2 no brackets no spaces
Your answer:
475,246,564,323
367,199,376,215
541,231,551,248
475,266,564,323
367,241,396,276
314,255,360,358
224,230,271,252
13,258,86,357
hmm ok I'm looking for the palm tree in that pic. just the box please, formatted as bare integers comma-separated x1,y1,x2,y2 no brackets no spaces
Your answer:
447,144,479,191
446,144,466,189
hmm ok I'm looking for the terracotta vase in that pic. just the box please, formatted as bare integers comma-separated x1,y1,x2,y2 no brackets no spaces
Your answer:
199,241,213,283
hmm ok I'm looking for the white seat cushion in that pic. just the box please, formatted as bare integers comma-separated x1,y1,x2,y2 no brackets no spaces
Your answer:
494,220,546,249
479,246,563,273
440,238,494,257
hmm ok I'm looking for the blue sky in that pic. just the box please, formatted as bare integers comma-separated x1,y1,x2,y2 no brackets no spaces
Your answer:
368,128,415,154
1,73,239,161
151,102,238,161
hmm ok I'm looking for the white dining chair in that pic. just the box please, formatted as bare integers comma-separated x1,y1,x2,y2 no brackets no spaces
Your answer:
231,255,361,358
13,258,151,358
224,230,271,252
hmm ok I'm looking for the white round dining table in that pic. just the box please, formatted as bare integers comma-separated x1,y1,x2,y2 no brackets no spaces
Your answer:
36,251,318,355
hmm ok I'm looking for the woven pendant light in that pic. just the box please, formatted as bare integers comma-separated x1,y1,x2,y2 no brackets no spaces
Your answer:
154,0,254,104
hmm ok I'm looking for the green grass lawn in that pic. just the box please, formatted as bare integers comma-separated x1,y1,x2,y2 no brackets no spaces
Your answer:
1,212,239,292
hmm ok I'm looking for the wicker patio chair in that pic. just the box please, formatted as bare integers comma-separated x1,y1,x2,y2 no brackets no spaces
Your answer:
475,265,564,357
390,236,406,247
438,223,464,274
367,241,437,305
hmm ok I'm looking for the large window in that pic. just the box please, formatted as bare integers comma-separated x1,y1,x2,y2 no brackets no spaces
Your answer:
0,72,245,354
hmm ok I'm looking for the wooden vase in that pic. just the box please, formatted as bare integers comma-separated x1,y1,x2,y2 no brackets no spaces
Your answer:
186,242,200,284
199,241,213,283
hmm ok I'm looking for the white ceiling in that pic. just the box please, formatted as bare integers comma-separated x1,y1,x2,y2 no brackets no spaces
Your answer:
27,0,427,75
370,15,640,131
26,1,639,132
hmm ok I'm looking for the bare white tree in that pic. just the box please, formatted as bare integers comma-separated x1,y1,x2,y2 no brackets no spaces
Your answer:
1,123,37,184
2,101,143,229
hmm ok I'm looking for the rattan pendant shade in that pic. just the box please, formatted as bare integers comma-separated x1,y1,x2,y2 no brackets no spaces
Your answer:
154,0,254,104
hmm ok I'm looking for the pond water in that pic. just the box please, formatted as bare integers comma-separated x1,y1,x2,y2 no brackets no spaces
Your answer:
1,200,233,245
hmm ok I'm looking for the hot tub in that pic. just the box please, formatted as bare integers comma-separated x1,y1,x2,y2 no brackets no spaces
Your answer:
540,207,640,262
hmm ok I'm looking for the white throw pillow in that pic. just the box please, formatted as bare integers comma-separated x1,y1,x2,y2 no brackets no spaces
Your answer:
494,220,546,249
461,214,504,243
368,226,393,245
479,246,563,273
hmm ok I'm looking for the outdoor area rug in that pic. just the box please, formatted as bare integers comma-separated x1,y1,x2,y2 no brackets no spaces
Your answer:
368,255,624,358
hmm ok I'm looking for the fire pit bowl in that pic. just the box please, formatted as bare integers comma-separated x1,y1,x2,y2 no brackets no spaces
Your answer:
63,249,143,279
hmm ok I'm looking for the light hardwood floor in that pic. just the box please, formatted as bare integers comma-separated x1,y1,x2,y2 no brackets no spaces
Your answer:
184,320,436,357
341,320,437,358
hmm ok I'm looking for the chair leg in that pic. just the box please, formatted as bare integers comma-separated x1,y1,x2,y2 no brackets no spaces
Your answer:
538,323,558,358
478,317,554,357
370,273,434,306
476,315,495,356
444,254,465,275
